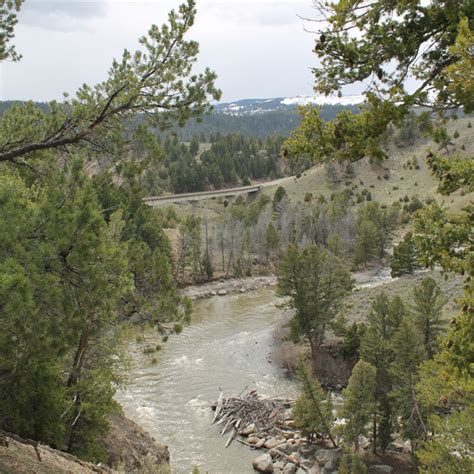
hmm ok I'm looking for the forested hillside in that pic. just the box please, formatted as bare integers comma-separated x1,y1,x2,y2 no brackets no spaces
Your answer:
0,100,360,139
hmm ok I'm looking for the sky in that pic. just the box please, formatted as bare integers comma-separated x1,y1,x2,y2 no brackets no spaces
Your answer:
0,0,336,103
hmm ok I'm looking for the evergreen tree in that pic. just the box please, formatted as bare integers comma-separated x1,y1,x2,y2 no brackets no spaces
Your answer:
273,185,287,211
277,244,353,358
264,222,281,263
391,232,420,277
340,361,377,453
189,134,200,156
353,219,379,267
390,318,427,451
293,361,336,446
339,453,368,474
360,292,405,453
411,277,447,358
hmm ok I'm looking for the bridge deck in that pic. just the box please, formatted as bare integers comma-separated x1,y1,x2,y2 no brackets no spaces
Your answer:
143,185,262,206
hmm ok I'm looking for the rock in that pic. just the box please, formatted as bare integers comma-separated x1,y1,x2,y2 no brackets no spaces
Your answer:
264,437,284,449
210,290,217,296
301,458,314,469
368,465,394,473
274,461,285,470
296,468,306,474
217,289,227,296
285,420,297,428
240,423,257,436
282,464,297,474
240,288,246,293
247,436,259,445
300,444,319,458
315,448,342,468
280,430,294,439
288,452,301,465
255,438,267,449
252,453,274,473
277,442,294,455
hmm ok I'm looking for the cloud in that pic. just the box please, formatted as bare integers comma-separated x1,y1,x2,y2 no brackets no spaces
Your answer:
19,0,107,31
204,1,310,28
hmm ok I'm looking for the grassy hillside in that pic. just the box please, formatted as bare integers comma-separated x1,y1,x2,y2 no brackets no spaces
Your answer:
262,116,473,212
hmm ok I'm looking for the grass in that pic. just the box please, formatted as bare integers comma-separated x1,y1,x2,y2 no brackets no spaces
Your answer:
262,116,474,212
338,270,465,325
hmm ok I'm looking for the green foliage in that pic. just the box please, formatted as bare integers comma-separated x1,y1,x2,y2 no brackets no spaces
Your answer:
293,361,336,445
277,244,353,356
416,345,474,472
360,292,406,452
264,222,281,263
339,453,368,474
411,277,447,358
0,0,220,164
390,318,427,447
143,133,285,194
340,361,377,452
354,202,399,267
0,0,215,460
0,0,24,62
273,185,287,211
413,202,473,277
0,165,131,453
342,323,366,360
390,232,420,277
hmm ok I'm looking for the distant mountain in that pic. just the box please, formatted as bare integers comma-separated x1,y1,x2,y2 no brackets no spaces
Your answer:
0,97,364,139
215,95,365,116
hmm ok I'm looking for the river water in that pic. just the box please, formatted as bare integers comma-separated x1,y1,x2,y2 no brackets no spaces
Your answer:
116,286,300,474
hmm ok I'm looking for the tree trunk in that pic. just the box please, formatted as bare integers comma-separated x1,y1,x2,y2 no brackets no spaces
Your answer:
63,329,90,452
372,411,377,454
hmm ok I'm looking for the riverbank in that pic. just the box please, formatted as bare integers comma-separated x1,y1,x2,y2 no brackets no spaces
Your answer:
180,274,277,300
0,412,170,474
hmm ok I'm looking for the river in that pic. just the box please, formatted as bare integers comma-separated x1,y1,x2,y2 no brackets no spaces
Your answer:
116,286,300,473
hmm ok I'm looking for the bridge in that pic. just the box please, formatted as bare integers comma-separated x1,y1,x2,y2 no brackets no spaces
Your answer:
143,184,263,207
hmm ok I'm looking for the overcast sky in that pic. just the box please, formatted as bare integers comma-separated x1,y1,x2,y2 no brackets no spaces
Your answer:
0,0,339,102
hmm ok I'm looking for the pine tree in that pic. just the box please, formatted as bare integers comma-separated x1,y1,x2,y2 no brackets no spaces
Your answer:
353,219,379,267
264,222,281,263
360,292,405,452
411,277,447,358
390,318,427,451
391,232,420,277
277,244,353,358
293,361,337,446
340,361,377,453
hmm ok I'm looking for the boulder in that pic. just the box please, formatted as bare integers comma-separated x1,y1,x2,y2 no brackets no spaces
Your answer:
288,452,301,465
282,464,297,474
264,438,284,449
255,438,267,449
247,436,260,445
240,423,257,436
301,458,314,470
300,444,319,458
277,442,294,455
274,461,285,470
368,465,394,473
217,289,227,296
252,453,274,473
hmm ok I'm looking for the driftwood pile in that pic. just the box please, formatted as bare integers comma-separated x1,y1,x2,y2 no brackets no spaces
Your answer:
211,388,293,447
